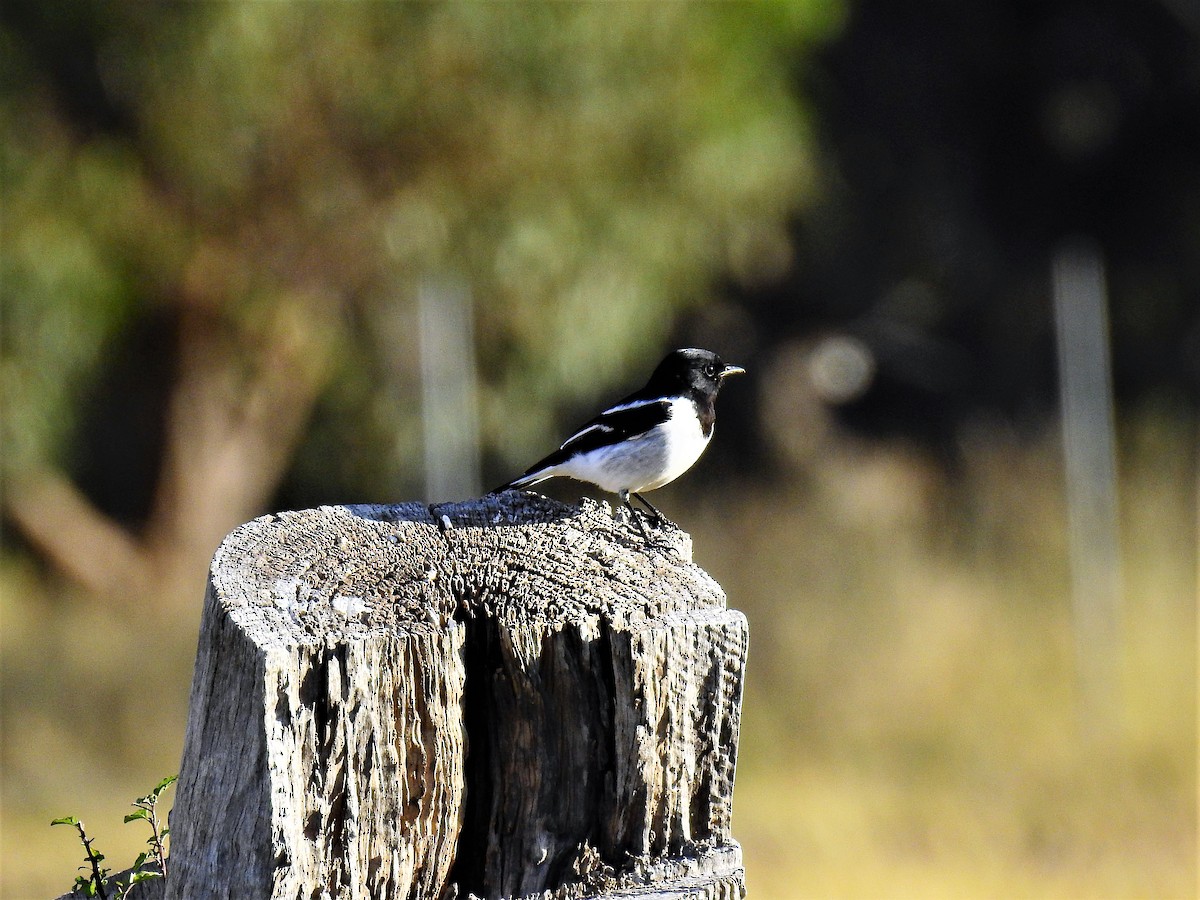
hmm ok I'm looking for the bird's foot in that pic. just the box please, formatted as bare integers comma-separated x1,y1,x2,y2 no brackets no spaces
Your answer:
631,492,676,530
612,491,645,542
617,496,678,547
633,515,655,544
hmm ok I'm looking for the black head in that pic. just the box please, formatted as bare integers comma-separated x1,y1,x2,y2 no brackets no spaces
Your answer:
646,348,745,398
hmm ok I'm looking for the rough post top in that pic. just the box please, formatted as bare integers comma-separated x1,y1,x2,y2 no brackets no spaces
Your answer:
209,493,730,649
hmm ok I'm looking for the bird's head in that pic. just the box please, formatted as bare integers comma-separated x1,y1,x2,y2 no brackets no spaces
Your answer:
650,348,745,397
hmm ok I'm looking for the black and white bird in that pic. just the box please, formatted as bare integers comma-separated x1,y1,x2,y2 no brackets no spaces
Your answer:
495,348,744,525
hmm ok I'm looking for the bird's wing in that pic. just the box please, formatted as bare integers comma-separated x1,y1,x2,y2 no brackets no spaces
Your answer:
558,397,673,456
494,397,675,491
499,398,672,488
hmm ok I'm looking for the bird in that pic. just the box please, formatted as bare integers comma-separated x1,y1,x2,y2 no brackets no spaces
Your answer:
494,348,745,529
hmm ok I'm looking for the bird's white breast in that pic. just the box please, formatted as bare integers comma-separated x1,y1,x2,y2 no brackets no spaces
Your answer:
648,396,711,490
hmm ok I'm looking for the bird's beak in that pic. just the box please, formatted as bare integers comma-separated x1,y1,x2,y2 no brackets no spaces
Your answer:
719,364,746,379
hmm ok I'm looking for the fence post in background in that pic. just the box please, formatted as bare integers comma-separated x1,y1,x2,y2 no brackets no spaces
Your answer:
418,275,482,502
164,494,748,899
1052,237,1124,739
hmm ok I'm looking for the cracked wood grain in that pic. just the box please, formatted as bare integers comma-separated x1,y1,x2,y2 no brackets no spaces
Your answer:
165,494,747,900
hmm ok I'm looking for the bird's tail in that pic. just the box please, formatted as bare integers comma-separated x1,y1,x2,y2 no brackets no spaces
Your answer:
490,469,551,495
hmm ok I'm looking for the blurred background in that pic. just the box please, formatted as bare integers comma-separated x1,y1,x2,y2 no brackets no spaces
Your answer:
1,1,1196,897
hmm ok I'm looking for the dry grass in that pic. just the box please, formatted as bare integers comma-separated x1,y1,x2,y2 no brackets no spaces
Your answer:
686,413,1196,899
2,412,1195,898
0,558,199,898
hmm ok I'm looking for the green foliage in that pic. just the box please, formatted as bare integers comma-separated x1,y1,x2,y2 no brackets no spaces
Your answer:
52,776,176,898
0,1,840,492
51,816,110,898
0,128,147,477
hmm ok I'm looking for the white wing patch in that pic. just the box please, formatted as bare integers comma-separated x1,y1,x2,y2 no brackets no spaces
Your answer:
561,422,613,449
600,396,671,415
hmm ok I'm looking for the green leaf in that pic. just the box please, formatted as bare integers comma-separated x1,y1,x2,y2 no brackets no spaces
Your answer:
124,809,150,823
132,851,149,869
51,815,80,826
152,775,178,795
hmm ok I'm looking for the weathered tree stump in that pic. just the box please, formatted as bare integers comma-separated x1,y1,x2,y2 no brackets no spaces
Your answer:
166,494,748,899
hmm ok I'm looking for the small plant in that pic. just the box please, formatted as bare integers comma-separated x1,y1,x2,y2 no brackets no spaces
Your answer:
50,816,109,899
53,775,177,899
120,775,177,895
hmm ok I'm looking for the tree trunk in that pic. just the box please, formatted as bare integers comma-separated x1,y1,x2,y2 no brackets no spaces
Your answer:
166,495,748,899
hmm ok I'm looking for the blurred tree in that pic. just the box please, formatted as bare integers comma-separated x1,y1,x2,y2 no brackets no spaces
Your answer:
0,1,839,610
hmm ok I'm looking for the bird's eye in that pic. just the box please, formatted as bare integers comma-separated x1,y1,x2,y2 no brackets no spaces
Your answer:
704,364,717,377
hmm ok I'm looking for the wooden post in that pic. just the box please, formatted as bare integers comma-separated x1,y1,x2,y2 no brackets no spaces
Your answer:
164,494,748,899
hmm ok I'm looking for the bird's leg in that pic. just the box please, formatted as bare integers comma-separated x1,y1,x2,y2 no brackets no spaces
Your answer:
631,492,668,527
618,490,654,543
